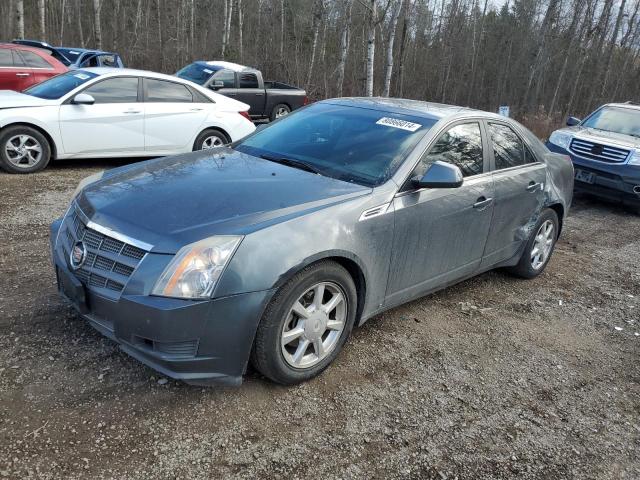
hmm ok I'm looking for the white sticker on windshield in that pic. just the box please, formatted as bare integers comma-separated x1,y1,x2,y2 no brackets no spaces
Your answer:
74,73,90,80
203,68,213,74
69,50,80,54
376,117,422,132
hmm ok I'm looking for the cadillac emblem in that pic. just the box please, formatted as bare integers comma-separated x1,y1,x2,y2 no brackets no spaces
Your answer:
70,241,87,270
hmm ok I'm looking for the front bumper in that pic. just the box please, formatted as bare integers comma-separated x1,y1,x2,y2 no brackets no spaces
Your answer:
50,219,274,386
546,142,640,208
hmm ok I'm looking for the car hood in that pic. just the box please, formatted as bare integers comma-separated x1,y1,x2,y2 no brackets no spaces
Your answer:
563,126,640,149
0,90,53,109
76,149,371,253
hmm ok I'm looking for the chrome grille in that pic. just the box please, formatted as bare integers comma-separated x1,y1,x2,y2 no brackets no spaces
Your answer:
58,205,148,296
569,138,630,163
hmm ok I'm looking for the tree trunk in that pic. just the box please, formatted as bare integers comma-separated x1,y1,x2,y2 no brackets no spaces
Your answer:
238,0,244,62
365,0,377,97
38,0,46,40
93,0,102,49
382,1,402,97
599,0,627,99
15,0,24,39
280,0,286,60
396,0,411,97
336,0,353,96
221,0,229,58
306,0,323,91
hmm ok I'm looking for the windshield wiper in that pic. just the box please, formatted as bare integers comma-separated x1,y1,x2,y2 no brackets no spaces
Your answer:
260,153,322,175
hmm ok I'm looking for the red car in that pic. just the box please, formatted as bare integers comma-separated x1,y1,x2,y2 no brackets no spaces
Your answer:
0,43,67,91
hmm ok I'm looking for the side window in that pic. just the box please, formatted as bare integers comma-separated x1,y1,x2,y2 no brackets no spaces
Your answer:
19,50,53,69
489,123,535,169
239,73,259,89
12,50,26,67
0,50,13,67
211,69,235,88
83,77,139,104
419,122,484,178
145,79,193,103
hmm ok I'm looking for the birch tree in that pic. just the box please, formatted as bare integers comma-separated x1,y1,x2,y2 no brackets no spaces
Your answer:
38,0,46,40
382,0,401,97
336,0,354,96
16,0,25,39
93,0,102,49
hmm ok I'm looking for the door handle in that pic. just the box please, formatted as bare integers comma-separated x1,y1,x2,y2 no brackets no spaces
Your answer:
473,196,493,210
16,73,31,77
255,93,264,96
123,110,141,114
526,181,543,192
190,107,204,111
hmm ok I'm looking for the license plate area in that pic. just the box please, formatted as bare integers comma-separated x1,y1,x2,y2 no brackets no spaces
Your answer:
575,169,596,184
57,266,89,313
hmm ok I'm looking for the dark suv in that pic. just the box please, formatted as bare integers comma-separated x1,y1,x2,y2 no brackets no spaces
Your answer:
546,102,640,212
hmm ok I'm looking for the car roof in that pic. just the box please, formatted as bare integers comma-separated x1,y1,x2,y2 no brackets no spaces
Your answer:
80,67,188,82
193,60,259,74
0,42,51,55
322,97,494,121
58,47,117,56
603,102,640,111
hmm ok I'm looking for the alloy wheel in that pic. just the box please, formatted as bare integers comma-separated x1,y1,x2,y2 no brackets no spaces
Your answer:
4,134,43,168
281,281,347,369
531,220,555,270
201,135,225,150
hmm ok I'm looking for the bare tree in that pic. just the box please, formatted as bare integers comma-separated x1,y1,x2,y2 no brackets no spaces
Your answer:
336,0,354,96
238,0,244,62
93,0,102,49
382,0,401,97
38,0,46,40
16,0,25,39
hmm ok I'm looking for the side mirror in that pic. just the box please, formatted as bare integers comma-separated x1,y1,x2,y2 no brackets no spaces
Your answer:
210,80,225,90
566,116,581,127
72,93,95,105
412,161,463,189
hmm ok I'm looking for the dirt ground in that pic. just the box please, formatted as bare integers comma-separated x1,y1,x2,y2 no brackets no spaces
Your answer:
0,158,639,480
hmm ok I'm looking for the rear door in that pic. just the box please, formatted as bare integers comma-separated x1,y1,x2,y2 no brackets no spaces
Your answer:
59,76,144,155
234,72,265,117
481,121,547,267
0,49,32,90
386,121,495,306
16,49,58,86
143,78,209,153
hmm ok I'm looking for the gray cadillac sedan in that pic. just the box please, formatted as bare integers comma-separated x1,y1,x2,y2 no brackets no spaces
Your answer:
50,98,574,386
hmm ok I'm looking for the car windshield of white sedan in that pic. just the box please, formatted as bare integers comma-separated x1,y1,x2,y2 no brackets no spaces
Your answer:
582,106,640,138
235,103,436,187
23,71,99,99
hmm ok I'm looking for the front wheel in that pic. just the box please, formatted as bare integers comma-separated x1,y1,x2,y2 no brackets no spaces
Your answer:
270,103,291,122
251,261,358,384
507,208,559,279
0,126,51,173
193,129,230,151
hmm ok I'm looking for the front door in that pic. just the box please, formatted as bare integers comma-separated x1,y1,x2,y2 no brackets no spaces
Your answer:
234,72,265,117
386,121,495,307
0,49,32,91
481,121,547,267
59,76,144,156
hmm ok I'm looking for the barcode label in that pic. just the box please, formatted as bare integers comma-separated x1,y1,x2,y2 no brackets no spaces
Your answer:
376,117,422,132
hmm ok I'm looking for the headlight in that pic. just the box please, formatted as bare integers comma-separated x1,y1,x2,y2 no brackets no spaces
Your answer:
73,170,104,198
548,131,572,150
629,150,640,166
152,236,243,299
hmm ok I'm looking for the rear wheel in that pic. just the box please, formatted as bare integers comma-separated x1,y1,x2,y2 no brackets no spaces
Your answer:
270,103,291,122
193,129,230,151
507,208,559,279
251,261,357,384
0,126,51,174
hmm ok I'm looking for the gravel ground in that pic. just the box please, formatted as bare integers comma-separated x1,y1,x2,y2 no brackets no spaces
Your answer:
0,158,639,480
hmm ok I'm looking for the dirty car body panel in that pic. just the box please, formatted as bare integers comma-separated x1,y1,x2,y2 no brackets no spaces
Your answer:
50,98,573,385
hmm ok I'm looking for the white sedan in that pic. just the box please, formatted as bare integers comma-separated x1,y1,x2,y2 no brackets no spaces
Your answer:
0,68,256,173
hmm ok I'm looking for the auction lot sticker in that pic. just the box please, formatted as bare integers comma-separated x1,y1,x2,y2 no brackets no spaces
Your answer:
376,117,422,132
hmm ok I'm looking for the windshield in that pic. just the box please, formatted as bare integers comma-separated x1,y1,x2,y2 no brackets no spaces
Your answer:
176,63,215,85
56,48,83,63
235,103,436,187
582,106,640,138
23,71,99,99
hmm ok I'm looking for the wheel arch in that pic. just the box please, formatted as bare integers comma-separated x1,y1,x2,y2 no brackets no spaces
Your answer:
273,251,368,326
193,126,231,150
0,122,58,160
546,202,565,236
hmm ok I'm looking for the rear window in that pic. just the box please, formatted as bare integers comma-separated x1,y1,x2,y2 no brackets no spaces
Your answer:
235,103,436,187
0,49,12,67
145,78,193,103
19,50,52,69
239,73,259,89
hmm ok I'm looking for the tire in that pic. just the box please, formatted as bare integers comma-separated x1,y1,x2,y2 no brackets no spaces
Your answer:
192,129,230,151
507,208,559,279
270,103,291,122
251,260,358,385
0,125,51,174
